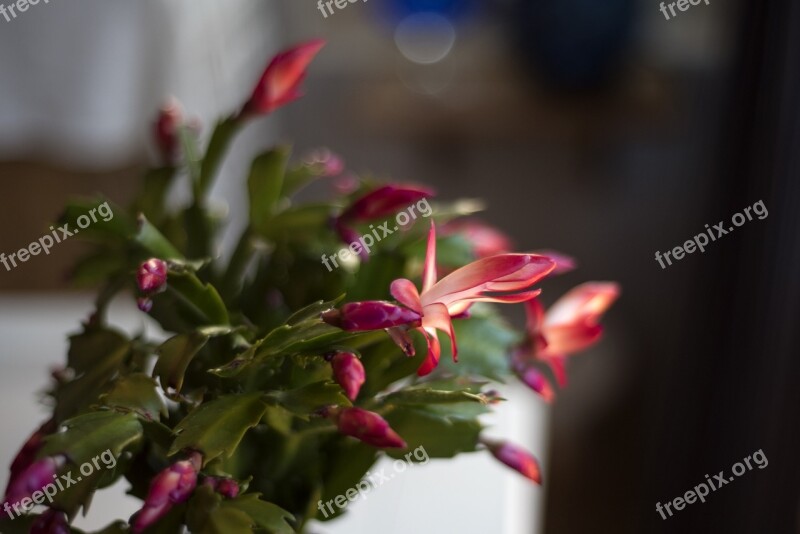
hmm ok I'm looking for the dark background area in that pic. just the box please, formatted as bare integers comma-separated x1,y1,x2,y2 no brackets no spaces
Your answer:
1,0,798,532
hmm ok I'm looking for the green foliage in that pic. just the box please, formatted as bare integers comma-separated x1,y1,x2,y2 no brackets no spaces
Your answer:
19,87,536,534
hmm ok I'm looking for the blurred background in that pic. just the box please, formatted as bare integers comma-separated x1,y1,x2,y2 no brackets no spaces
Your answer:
2,0,799,532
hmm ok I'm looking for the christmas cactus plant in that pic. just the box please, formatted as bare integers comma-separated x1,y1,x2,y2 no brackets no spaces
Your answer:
2,40,619,533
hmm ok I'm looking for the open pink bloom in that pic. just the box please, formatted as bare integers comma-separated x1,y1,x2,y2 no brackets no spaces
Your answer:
335,408,406,449
241,39,325,117
132,453,201,533
521,282,620,391
483,440,542,484
391,223,556,376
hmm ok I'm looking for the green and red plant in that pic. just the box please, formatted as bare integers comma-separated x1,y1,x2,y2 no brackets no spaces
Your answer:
2,40,618,533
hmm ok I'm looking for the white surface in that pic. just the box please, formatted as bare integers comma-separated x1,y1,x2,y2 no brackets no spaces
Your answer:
0,295,548,533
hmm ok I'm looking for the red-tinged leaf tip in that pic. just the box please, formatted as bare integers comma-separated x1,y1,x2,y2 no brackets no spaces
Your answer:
331,352,366,401
131,457,199,533
484,440,542,484
242,39,326,117
336,408,407,449
136,258,168,294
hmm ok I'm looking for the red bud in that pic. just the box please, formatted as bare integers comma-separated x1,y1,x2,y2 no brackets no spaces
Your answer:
336,408,406,449
322,301,421,332
154,98,182,164
331,352,366,401
136,258,168,294
131,453,201,533
484,440,542,484
4,455,66,506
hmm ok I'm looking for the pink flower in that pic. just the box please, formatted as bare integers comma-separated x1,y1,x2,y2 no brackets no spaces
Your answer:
30,509,69,534
4,456,66,506
390,223,556,376
483,440,542,484
330,352,366,401
531,250,576,275
335,408,406,449
442,218,513,259
131,453,201,533
321,301,421,332
519,282,619,392
136,258,168,294
240,39,325,117
154,97,182,164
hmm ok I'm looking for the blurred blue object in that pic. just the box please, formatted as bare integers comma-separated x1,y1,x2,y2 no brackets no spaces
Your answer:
510,0,636,89
381,0,478,21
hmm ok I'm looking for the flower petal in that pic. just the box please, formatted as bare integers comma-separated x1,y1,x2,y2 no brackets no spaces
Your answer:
422,222,438,292
390,279,423,313
544,282,620,328
541,323,604,356
416,327,441,377
422,302,458,363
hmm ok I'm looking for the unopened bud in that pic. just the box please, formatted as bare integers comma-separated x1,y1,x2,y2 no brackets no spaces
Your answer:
322,301,421,332
483,440,542,484
336,408,406,449
136,258,168,294
330,352,366,401
131,453,201,533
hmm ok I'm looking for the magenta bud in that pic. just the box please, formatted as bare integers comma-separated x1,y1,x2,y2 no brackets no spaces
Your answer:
517,367,555,403
136,258,168,294
337,185,433,223
483,440,542,484
330,352,366,401
154,98,182,164
322,301,421,332
131,454,200,533
6,420,55,496
336,408,406,449
4,455,66,506
30,509,70,534
216,478,240,499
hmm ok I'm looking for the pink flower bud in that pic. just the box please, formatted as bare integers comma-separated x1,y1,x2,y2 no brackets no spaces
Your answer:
202,477,239,499
6,420,54,497
240,40,325,118
4,455,66,506
484,440,542,484
337,185,433,224
136,297,153,313
322,301,421,332
136,258,168,294
154,98,182,164
305,148,344,177
31,509,70,534
336,408,406,449
131,454,201,533
517,367,555,403
330,352,366,401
